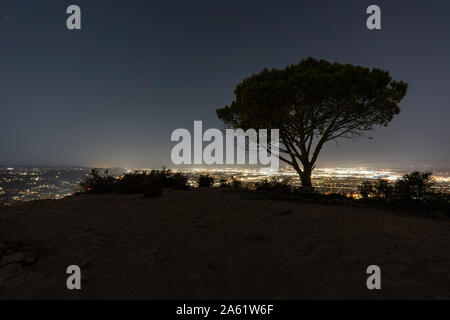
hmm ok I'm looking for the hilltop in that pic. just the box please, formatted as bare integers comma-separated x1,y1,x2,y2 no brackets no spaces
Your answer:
1,188,450,299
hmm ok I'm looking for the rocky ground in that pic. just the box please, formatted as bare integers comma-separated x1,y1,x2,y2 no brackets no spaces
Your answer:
1,188,450,299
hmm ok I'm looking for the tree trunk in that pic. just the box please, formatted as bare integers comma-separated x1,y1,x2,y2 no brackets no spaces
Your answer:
299,167,312,187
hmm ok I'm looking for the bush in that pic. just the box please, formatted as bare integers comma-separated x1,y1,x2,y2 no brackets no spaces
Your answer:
220,178,242,189
358,171,449,215
165,172,188,190
375,179,394,199
358,181,374,199
219,178,228,187
80,169,118,194
80,168,188,195
255,178,292,194
358,179,393,200
118,171,152,194
394,171,433,200
255,179,274,192
118,169,189,193
231,178,242,189
198,175,214,187
410,193,450,214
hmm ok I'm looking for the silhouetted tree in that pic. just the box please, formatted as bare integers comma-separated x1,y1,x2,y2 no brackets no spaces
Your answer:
217,58,408,187
395,171,433,200
358,179,394,199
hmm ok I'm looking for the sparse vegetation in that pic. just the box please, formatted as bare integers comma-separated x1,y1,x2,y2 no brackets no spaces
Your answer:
358,179,394,200
118,169,188,194
395,171,433,200
79,168,188,196
255,178,292,194
231,178,242,189
167,172,189,190
79,169,118,194
198,175,214,187
220,178,243,189
358,171,449,215
79,168,448,215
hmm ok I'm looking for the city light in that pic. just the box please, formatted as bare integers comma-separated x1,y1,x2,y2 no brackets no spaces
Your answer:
1,167,449,204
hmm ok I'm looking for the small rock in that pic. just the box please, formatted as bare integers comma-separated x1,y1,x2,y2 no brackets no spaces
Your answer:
0,252,26,266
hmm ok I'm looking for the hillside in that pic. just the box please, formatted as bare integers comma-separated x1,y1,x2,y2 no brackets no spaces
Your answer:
1,188,450,299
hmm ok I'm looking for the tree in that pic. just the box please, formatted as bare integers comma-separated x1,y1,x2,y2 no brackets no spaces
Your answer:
395,171,433,200
216,58,408,187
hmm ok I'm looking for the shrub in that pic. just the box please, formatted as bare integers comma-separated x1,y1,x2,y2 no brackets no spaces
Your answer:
219,178,228,187
375,179,394,199
394,171,433,200
358,181,374,199
165,172,188,189
80,169,118,194
420,193,450,215
118,171,152,194
231,178,242,189
255,178,292,194
80,168,188,195
198,175,214,187
220,178,242,189
117,169,188,193
357,171,449,215
150,168,171,187
358,179,393,199
255,179,274,192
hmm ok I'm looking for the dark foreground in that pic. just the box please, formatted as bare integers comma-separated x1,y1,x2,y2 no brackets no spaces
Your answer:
1,188,450,299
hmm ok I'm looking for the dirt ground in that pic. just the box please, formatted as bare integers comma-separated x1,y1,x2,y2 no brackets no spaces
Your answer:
1,188,450,299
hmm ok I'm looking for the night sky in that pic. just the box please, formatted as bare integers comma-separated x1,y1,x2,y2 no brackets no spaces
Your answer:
1,0,449,170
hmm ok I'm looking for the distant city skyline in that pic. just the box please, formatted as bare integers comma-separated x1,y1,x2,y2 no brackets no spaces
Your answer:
1,166,448,204
1,1,449,170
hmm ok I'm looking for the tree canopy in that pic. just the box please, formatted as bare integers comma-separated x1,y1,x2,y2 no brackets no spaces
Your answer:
217,58,408,187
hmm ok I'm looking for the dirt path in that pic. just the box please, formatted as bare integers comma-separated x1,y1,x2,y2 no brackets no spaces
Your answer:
1,189,450,299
